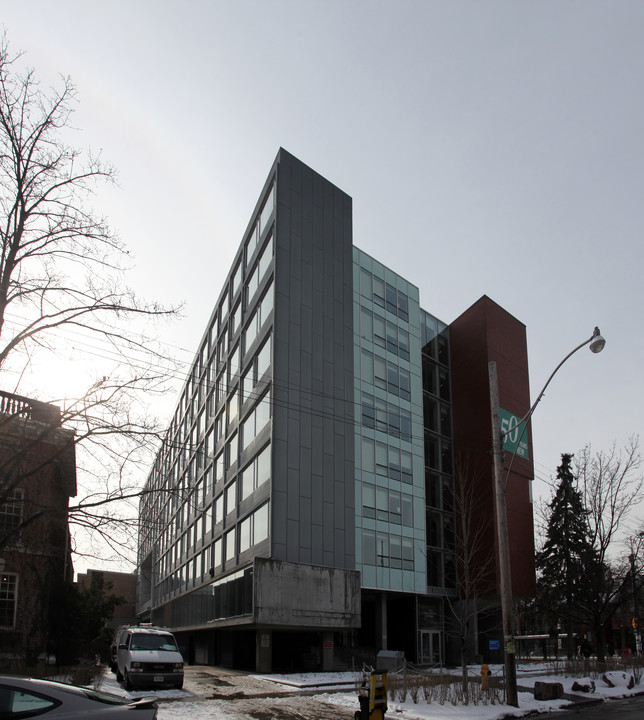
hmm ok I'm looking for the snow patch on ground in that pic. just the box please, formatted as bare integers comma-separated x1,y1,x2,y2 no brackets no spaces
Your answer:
95,663,644,720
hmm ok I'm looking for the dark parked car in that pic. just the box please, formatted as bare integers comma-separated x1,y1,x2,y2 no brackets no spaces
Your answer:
0,676,158,717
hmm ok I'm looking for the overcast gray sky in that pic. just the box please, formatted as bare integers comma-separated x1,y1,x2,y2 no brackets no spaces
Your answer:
3,1,643,552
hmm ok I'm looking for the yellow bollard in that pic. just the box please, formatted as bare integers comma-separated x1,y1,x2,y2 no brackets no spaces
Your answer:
481,663,490,691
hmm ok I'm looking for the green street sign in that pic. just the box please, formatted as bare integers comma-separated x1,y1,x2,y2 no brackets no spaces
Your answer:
500,408,529,460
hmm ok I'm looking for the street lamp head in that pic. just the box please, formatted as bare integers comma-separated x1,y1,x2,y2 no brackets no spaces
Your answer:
589,327,606,354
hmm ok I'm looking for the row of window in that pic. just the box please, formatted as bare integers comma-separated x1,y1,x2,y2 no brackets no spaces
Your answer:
141,183,276,561
158,440,271,558
164,197,276,467
359,436,414,485
361,393,413,442
200,185,274,371
151,343,273,539
359,268,410,323
362,484,414,526
361,349,411,401
159,501,269,584
362,530,414,570
358,305,411,361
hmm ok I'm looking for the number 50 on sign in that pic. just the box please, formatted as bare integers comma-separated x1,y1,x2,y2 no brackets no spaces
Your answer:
500,408,530,460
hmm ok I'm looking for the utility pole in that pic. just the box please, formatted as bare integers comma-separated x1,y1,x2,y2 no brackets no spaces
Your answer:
484,328,604,707
488,361,518,707
629,553,642,655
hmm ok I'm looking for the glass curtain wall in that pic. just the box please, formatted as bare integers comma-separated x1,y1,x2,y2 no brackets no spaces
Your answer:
352,248,426,593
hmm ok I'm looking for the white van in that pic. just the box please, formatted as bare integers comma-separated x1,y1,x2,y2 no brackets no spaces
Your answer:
115,626,184,690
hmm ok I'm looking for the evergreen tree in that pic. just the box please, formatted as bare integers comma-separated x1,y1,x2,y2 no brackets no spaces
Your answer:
48,575,123,665
536,453,600,657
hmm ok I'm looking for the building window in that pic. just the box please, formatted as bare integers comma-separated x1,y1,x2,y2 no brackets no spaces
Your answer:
226,433,238,469
243,283,274,352
227,388,239,428
239,502,270,553
230,302,242,339
0,574,17,628
259,185,275,236
0,489,23,533
242,334,272,404
215,494,224,524
225,480,237,515
212,538,222,571
231,261,242,297
240,443,271,501
225,528,236,562
241,390,271,451
246,234,273,306
246,223,259,265
219,291,229,324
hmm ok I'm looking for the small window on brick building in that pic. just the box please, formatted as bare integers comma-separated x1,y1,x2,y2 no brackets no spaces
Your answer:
0,489,24,533
0,574,17,627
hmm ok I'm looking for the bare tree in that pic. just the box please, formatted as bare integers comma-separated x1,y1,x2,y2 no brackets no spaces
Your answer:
575,437,642,659
576,437,642,564
448,453,497,689
0,37,180,564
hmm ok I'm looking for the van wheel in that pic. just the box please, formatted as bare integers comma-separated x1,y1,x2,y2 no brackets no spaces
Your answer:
116,667,123,682
124,670,134,691
174,680,183,690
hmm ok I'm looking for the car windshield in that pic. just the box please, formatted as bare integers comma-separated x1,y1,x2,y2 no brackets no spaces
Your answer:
130,633,178,651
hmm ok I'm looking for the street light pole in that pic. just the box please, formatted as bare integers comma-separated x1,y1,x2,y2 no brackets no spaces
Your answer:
488,326,606,708
629,552,642,656
489,361,518,707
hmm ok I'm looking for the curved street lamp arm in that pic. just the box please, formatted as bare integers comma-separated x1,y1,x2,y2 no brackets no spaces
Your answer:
503,328,604,439
502,328,604,487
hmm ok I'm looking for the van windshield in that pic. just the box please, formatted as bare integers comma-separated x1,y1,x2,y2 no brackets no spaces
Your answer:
130,633,178,652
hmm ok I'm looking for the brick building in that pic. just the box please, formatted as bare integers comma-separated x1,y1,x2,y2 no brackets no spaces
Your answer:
0,391,76,667
77,569,138,629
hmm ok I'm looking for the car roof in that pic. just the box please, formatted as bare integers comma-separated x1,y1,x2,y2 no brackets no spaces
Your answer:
0,676,120,700
0,676,157,707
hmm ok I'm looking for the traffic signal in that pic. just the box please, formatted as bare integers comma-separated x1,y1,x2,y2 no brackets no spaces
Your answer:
633,617,639,629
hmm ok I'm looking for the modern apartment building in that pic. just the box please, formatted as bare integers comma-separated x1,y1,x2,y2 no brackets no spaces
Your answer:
137,149,535,671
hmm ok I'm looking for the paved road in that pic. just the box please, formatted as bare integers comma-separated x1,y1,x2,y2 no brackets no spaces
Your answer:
563,694,644,718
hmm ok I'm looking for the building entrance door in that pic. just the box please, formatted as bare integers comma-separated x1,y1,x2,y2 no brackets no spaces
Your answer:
419,630,441,665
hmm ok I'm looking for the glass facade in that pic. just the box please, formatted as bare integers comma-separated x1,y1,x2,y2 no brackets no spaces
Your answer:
352,248,427,593
420,310,456,594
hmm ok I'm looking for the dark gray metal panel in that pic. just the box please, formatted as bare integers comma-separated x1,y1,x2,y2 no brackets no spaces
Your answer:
270,149,355,569
299,496,312,549
272,440,288,491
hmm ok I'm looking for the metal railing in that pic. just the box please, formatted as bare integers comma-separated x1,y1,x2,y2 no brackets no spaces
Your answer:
0,390,60,425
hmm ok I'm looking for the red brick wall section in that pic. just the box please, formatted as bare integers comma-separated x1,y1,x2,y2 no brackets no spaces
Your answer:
449,296,536,599
0,412,74,665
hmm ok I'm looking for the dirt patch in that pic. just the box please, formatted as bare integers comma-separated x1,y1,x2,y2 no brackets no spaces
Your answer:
238,695,356,720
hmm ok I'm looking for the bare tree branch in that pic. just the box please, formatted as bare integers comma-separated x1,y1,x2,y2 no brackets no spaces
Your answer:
0,36,182,568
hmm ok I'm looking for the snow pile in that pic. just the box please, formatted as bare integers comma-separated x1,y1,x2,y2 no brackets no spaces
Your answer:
94,663,643,720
